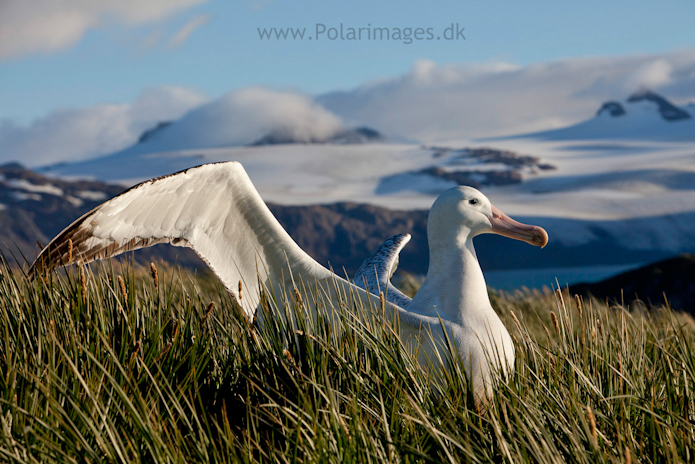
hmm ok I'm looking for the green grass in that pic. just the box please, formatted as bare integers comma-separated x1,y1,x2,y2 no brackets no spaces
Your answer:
1,258,694,463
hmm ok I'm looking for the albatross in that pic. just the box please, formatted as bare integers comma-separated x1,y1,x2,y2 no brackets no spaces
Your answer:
30,161,548,401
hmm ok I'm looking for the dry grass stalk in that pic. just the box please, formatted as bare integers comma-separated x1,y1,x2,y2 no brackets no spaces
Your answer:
379,292,385,315
117,275,127,301
550,311,560,337
625,446,632,464
150,262,159,291
80,266,87,303
510,332,520,349
586,405,598,445
155,343,172,363
283,349,294,364
667,429,678,459
202,301,215,327
574,294,582,317
510,310,522,332
293,287,303,309
130,339,141,366
67,239,73,265
543,325,551,342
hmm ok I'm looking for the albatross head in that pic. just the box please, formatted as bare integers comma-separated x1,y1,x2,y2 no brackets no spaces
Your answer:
429,186,548,248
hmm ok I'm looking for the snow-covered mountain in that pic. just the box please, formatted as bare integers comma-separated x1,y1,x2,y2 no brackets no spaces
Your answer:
26,89,695,287
517,89,694,141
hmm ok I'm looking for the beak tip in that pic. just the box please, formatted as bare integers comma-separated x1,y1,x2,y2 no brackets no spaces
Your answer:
488,203,549,249
537,227,549,248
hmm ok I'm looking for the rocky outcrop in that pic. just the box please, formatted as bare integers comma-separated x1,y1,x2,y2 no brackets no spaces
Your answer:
378,146,555,193
250,126,383,146
627,89,691,121
138,121,173,143
596,101,626,117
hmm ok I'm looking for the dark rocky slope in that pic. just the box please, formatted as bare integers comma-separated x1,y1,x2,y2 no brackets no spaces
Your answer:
3,164,693,293
571,254,695,313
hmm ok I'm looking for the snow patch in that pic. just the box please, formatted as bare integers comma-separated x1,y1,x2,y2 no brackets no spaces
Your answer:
76,190,108,201
6,178,63,196
11,191,42,201
65,196,84,207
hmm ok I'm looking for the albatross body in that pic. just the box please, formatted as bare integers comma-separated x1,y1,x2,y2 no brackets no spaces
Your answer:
30,161,547,400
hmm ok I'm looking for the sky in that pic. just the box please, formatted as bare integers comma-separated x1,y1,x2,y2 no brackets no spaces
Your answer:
0,0,694,165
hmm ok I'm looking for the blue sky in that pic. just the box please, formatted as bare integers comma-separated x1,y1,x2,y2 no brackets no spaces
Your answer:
1,0,694,124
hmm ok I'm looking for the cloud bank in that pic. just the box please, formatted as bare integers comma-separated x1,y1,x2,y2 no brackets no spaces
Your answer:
319,49,695,141
138,87,345,152
0,0,207,60
2,49,695,166
0,87,208,166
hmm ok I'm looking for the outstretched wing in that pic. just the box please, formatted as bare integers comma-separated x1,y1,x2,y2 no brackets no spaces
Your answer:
30,162,341,317
354,234,413,309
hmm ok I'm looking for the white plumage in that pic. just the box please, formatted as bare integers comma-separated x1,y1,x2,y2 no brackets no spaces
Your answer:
31,161,548,401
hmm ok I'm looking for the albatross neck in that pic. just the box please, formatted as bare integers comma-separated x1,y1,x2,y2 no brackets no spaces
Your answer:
414,232,493,325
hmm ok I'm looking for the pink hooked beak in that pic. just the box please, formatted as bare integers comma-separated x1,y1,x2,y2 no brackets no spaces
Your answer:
488,205,548,248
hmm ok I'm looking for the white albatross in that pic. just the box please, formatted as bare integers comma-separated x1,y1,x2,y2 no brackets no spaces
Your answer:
29,161,548,401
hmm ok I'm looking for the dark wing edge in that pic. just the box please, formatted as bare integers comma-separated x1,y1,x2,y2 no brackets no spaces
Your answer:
27,162,228,280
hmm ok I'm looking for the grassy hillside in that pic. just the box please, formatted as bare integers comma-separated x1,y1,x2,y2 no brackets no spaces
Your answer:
1,259,694,462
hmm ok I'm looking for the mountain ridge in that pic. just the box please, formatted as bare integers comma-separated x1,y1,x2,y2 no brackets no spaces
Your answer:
512,89,694,141
3,163,694,280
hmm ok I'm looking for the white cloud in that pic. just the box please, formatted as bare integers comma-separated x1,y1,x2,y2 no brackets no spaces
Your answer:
168,14,210,48
141,87,345,151
3,49,695,167
0,0,207,60
0,86,209,166
318,49,695,141
0,86,345,166
625,59,673,91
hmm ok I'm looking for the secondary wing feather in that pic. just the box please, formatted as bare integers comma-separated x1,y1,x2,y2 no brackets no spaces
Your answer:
30,162,337,316
29,162,429,332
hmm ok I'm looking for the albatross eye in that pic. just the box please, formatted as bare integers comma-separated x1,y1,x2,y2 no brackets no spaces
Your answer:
468,198,479,205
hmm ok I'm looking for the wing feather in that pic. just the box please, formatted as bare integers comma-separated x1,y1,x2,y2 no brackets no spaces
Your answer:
353,234,413,308
29,162,430,328
31,163,335,315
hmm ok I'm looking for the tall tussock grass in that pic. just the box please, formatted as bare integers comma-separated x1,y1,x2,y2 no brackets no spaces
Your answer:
1,258,694,463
